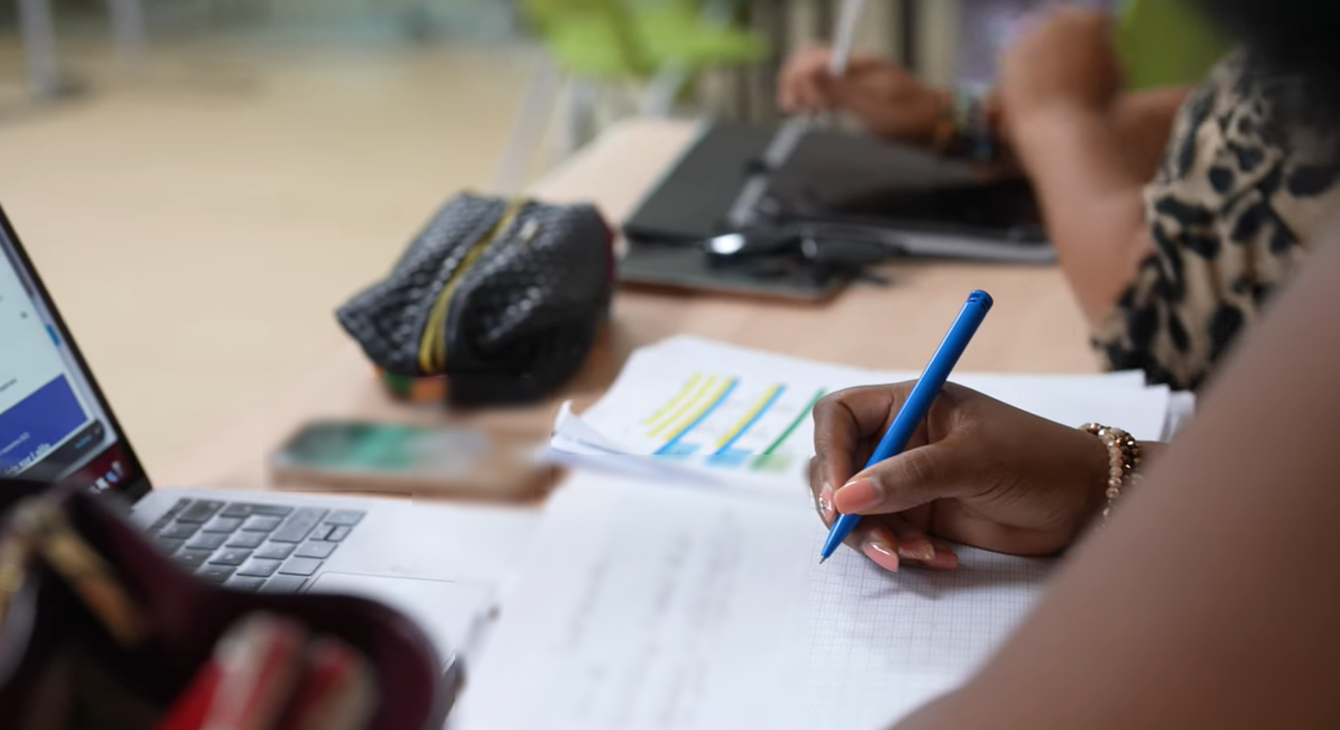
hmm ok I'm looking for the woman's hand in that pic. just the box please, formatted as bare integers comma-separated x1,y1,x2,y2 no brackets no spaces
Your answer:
777,47,950,142
809,382,1112,573
998,6,1123,132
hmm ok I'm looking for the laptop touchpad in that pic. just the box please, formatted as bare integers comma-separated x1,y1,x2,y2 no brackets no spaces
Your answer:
307,572,494,666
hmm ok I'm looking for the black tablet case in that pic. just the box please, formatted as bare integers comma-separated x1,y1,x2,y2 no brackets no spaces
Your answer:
619,122,1055,300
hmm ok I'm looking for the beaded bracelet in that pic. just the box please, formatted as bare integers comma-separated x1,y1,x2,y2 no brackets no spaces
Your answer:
1079,423,1142,523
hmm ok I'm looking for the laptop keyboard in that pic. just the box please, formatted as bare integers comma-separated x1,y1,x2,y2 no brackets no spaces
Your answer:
146,498,365,593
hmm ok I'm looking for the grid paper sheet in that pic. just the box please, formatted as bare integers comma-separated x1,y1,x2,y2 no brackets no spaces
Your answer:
459,474,1053,730
807,534,1050,729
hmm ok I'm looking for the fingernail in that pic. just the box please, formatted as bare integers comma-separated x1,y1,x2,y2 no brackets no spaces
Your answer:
835,478,883,513
927,550,959,570
927,541,959,570
819,482,836,523
897,538,935,563
863,539,900,572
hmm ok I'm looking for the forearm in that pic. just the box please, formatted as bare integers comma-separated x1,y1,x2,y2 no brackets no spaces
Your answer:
974,87,1188,183
1108,87,1192,180
987,87,1185,159
895,221,1340,730
1010,106,1152,324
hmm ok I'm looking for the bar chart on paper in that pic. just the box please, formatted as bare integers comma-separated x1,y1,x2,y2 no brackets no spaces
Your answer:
636,372,826,475
562,337,860,478
552,336,1180,502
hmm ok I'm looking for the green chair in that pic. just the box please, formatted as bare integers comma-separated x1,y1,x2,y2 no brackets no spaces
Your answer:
521,0,768,82
490,0,768,193
1115,0,1232,90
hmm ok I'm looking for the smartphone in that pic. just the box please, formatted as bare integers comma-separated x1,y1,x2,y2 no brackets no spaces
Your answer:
271,421,546,499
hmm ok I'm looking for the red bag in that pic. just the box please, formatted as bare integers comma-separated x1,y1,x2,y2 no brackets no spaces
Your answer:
0,479,451,730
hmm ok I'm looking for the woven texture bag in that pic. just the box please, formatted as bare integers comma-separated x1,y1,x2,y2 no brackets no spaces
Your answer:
338,193,614,406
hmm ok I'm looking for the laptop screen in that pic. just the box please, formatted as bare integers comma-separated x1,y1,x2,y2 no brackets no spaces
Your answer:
0,214,145,495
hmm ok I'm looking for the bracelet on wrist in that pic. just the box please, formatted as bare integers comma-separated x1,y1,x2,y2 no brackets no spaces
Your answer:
1079,422,1142,524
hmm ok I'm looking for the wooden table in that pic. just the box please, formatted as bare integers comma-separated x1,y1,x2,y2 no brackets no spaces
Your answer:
157,120,1097,492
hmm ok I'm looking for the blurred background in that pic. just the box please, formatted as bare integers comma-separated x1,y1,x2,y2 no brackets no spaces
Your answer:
0,0,1098,474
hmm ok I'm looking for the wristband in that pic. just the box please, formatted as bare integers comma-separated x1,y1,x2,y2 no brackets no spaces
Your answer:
1079,422,1142,523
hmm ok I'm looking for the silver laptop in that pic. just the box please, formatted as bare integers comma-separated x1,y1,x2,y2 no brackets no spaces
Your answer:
0,206,539,665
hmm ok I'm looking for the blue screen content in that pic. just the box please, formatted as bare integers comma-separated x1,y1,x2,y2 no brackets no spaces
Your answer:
0,375,88,474
0,229,118,480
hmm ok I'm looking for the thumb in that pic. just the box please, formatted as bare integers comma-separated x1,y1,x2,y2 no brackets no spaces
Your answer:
832,440,975,516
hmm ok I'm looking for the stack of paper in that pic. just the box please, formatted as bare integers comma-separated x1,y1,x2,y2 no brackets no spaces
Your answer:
459,338,1197,730
551,335,1192,501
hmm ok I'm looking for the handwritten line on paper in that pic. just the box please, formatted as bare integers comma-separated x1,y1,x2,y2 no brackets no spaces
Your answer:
460,475,1054,730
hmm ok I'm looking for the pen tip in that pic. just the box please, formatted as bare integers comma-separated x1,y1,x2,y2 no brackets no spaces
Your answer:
818,555,828,565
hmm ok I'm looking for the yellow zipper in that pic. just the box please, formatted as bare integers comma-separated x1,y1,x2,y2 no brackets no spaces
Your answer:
417,199,525,374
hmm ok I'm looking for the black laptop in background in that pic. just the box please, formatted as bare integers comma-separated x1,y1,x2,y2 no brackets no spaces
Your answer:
620,122,1054,301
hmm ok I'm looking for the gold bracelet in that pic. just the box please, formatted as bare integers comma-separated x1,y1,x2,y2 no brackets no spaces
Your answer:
1079,423,1142,523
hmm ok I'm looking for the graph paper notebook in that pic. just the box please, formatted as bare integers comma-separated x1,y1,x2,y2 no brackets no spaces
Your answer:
456,474,1052,730
551,336,1179,502
468,340,1187,729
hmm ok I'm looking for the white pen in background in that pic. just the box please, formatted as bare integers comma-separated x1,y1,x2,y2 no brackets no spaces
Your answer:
728,0,871,230
809,0,868,129
827,0,869,78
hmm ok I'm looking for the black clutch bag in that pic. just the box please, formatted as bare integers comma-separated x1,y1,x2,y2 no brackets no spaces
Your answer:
337,193,615,407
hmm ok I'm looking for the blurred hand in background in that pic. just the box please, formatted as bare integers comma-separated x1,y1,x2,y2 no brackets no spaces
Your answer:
776,46,951,143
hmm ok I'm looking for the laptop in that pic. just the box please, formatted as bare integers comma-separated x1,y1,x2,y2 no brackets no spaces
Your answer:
0,205,540,666
620,123,1054,300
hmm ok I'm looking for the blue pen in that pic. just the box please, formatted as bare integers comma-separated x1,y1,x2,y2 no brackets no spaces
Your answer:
819,290,993,563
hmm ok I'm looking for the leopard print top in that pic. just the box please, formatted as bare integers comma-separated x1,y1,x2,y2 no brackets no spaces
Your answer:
1094,53,1340,391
